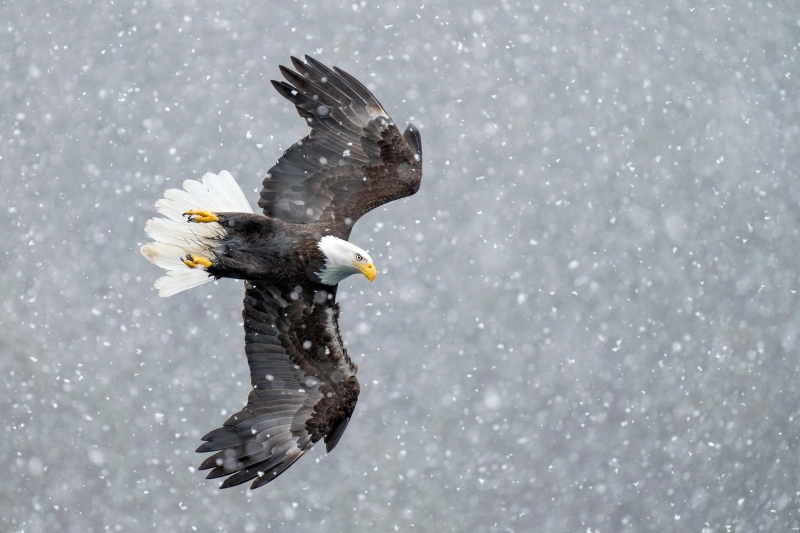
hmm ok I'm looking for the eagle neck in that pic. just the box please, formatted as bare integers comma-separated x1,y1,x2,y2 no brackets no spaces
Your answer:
316,235,362,286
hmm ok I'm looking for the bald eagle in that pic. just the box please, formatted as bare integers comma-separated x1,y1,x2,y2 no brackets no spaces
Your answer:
140,56,422,489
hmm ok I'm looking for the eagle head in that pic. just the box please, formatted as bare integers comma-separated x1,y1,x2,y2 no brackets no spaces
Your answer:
316,235,376,286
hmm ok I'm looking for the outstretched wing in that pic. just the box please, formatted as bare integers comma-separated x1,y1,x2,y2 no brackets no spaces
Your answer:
196,281,360,489
259,55,423,237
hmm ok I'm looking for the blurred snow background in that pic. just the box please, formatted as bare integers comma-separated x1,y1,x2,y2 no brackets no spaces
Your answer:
2,1,799,531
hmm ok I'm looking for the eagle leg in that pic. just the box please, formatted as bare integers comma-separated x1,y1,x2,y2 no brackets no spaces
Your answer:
183,253,213,269
184,210,220,223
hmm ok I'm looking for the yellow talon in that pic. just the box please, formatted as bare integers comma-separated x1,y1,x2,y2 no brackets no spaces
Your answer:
183,254,213,269
184,210,219,223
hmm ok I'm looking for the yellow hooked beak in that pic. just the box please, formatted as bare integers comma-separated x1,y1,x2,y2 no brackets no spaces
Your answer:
355,262,377,283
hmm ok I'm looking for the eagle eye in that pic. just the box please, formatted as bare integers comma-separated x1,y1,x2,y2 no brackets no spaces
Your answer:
355,254,363,261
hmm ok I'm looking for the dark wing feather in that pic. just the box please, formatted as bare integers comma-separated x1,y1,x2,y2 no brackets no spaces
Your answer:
196,281,360,490
259,55,423,237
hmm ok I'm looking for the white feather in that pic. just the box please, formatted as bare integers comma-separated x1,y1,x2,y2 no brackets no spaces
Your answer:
154,270,215,298
144,218,219,247
141,170,253,297
316,235,373,285
140,242,198,268
203,171,252,213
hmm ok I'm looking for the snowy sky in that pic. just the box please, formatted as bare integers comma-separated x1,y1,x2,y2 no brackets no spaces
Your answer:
3,1,799,531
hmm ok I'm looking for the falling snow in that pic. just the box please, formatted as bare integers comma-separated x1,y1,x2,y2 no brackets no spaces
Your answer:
2,2,799,532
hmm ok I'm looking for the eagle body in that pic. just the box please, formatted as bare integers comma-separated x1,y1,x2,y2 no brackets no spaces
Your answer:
204,213,330,286
140,55,422,489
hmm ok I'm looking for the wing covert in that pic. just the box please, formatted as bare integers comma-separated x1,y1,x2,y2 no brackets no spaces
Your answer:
196,281,360,489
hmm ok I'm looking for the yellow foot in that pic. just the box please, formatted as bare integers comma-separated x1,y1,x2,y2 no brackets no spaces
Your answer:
183,254,213,269
184,210,219,223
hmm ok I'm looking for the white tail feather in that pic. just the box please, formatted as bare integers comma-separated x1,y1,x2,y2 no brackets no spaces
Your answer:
154,270,215,298
141,170,254,297
145,218,219,247
206,171,252,214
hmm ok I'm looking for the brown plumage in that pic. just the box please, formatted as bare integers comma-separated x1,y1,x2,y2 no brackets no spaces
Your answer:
260,55,422,235
196,282,358,489
182,55,423,489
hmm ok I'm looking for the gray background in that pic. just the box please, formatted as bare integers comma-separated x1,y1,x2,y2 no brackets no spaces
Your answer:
2,1,799,531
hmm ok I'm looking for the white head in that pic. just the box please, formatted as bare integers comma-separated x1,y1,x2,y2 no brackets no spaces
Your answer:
316,235,376,286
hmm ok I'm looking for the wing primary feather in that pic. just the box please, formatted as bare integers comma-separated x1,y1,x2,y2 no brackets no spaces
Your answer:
279,65,340,107
199,440,266,471
271,80,331,117
248,448,304,489
303,55,365,105
290,56,353,105
332,65,388,118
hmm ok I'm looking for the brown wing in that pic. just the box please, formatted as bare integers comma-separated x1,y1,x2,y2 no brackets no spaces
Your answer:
260,55,422,238
195,281,360,490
